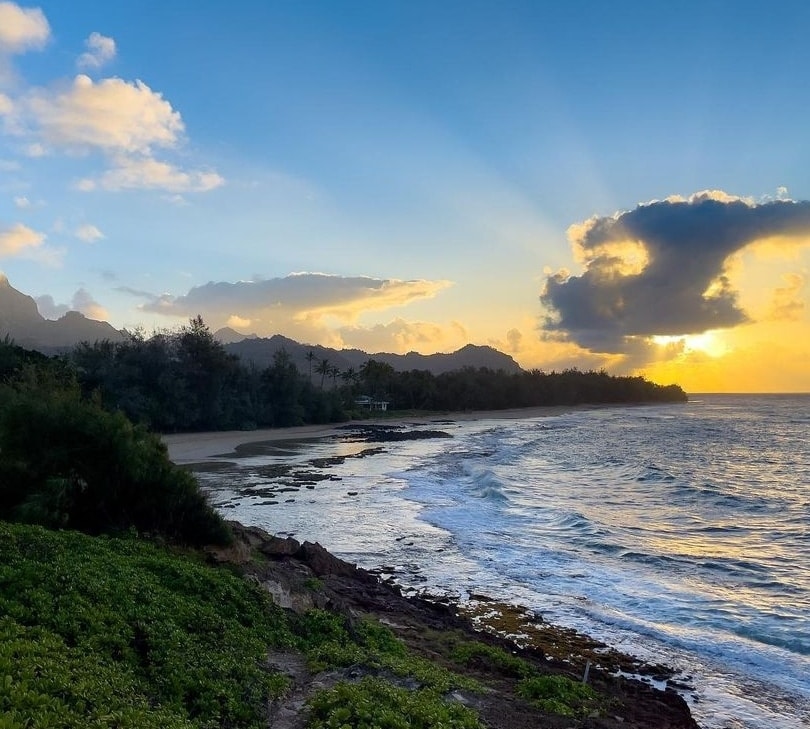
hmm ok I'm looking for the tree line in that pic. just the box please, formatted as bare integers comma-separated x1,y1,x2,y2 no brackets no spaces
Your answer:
2,317,687,436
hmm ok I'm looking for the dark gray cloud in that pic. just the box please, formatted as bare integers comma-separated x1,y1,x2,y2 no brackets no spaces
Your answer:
541,193,810,353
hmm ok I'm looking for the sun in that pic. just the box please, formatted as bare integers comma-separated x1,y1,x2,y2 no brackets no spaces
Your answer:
652,331,729,358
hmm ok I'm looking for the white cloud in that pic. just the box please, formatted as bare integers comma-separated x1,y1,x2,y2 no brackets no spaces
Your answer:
36,287,109,320
80,156,224,192
35,293,68,319
74,223,104,242
13,194,29,208
0,12,221,197
0,2,50,54
71,287,108,320
0,221,44,256
25,142,46,156
27,74,183,154
77,32,116,70
226,314,252,329
5,73,224,194
20,243,64,267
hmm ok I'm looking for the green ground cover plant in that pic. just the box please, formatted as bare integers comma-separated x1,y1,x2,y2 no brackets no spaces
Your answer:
0,522,292,728
451,638,607,718
292,610,480,694
516,674,602,717
450,640,534,679
306,676,483,729
0,523,486,728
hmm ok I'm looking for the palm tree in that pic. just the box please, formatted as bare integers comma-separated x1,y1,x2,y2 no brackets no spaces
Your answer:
315,358,330,389
328,365,340,389
305,350,315,384
340,366,357,389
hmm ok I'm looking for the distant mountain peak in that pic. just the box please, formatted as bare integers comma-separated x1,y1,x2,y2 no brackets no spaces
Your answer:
213,327,259,344
0,276,124,353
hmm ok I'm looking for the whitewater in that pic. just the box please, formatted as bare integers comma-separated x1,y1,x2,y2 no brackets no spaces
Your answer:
195,394,810,729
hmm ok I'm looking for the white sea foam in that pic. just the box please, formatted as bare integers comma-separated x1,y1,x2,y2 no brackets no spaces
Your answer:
196,395,810,729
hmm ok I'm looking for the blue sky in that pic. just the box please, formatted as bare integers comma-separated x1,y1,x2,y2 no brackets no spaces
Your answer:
2,1,810,390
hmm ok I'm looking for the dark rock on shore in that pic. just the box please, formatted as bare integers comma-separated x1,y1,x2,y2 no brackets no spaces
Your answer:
339,423,453,442
207,522,699,729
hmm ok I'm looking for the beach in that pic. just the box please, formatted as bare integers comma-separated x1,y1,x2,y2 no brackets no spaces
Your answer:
163,406,573,464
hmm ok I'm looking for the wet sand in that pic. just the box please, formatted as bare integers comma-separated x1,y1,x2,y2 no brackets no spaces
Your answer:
163,405,574,465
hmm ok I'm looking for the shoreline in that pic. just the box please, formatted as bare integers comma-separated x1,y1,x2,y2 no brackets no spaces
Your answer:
163,404,576,464
211,521,699,729
165,404,700,727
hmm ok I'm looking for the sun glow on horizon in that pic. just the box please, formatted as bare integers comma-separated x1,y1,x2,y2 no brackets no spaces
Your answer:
652,331,730,359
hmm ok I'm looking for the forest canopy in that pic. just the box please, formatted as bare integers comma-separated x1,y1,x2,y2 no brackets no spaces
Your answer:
2,319,687,435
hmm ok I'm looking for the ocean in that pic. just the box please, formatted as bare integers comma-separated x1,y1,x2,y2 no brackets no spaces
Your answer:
194,394,810,729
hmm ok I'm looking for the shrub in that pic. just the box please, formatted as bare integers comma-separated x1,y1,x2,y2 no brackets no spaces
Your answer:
0,381,230,545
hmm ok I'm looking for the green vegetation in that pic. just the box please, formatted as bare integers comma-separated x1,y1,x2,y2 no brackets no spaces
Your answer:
0,523,489,728
307,677,483,729
48,319,687,434
0,522,293,728
450,639,608,718
0,333,643,727
517,675,602,718
1,326,686,437
0,372,231,545
68,318,347,432
451,640,533,678
292,610,480,694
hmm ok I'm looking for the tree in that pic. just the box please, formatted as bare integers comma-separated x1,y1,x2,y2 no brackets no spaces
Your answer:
260,349,304,426
328,365,340,389
315,358,330,390
359,359,395,399
0,376,231,545
305,349,316,384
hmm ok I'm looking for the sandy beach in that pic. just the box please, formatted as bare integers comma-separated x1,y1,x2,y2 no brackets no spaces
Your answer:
163,405,574,464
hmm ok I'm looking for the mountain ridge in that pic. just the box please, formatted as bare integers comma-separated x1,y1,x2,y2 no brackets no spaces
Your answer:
0,276,522,374
217,330,523,375
0,275,125,353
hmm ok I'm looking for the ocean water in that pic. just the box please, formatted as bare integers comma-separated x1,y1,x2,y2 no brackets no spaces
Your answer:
194,395,810,729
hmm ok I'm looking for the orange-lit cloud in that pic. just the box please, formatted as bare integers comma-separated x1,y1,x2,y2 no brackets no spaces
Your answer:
0,221,43,256
542,192,810,360
338,317,468,354
134,273,454,342
226,314,252,329
768,273,805,321
641,328,810,394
